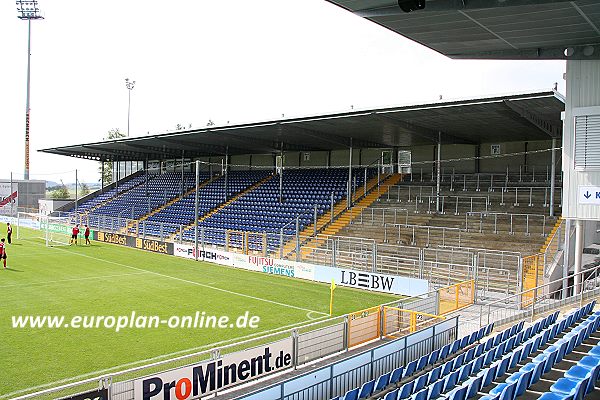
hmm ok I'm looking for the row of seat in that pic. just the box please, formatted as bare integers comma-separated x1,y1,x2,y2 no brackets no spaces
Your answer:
331,301,599,400
330,323,496,400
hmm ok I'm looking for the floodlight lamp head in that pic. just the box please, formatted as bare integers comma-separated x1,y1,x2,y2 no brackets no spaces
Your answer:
16,0,43,20
398,0,425,13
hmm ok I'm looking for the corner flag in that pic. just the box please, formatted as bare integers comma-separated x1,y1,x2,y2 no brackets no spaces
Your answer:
329,279,336,316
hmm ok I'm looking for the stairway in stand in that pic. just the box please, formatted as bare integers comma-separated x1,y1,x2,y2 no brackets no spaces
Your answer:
120,176,214,234
85,178,146,215
521,217,562,306
170,174,275,241
281,173,403,257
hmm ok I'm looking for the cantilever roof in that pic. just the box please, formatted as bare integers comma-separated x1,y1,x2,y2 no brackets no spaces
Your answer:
327,0,600,59
40,90,564,161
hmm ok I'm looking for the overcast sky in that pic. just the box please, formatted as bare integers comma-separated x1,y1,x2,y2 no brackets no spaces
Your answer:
1,0,566,183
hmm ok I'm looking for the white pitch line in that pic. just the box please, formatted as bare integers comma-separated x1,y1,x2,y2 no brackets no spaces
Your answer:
30,240,329,316
0,271,150,288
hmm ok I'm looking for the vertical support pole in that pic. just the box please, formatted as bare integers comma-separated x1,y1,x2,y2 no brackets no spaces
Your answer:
181,150,185,196
550,138,557,217
436,132,442,213
75,169,78,215
194,160,199,261
279,227,284,259
100,163,104,194
348,140,353,209
574,219,583,295
314,204,318,237
10,172,14,218
563,219,571,299
279,144,284,203
224,150,229,202
115,157,119,191
330,192,334,223
295,215,300,262
364,168,367,199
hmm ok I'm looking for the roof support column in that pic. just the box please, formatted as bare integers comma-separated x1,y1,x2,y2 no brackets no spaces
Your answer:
279,143,284,204
436,132,442,213
115,157,119,191
181,150,185,196
549,138,557,217
224,147,229,203
574,219,583,295
562,218,571,300
194,160,200,261
101,161,104,194
348,138,353,209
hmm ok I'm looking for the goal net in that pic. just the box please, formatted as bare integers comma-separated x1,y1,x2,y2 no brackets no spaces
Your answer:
17,212,74,246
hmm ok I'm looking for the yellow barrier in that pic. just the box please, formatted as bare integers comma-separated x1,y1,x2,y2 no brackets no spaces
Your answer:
348,306,381,347
438,279,475,315
521,254,542,308
383,307,445,338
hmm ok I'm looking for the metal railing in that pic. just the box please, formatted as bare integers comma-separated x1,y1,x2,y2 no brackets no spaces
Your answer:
479,262,600,329
541,219,564,276
465,212,548,236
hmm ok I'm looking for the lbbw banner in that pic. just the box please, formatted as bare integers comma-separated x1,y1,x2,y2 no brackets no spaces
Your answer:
0,182,17,211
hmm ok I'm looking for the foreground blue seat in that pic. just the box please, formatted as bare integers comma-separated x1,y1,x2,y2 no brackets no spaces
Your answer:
398,380,414,399
341,387,358,400
374,372,390,392
389,366,404,386
550,377,589,400
358,379,374,398
564,363,600,395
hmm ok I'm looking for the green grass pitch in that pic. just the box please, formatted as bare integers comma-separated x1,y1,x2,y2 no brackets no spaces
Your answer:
0,227,398,397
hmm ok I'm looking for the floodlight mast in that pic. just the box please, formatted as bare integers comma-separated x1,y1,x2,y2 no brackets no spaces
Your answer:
125,78,136,137
16,0,43,181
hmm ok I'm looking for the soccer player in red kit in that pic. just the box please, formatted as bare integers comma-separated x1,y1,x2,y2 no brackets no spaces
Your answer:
84,225,90,245
70,224,80,245
0,238,6,269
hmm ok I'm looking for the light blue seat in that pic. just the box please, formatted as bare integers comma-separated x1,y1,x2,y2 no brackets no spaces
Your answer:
564,363,600,395
550,377,589,400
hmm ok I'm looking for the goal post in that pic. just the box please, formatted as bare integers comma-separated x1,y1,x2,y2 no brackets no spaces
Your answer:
16,212,73,246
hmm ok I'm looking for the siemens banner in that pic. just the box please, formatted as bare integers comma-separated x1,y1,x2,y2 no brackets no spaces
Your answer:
134,338,293,400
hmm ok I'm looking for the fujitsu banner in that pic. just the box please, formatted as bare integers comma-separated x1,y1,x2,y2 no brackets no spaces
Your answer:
134,338,293,400
0,182,17,211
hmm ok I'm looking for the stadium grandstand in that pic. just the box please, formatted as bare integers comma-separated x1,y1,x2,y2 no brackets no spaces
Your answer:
7,1,600,399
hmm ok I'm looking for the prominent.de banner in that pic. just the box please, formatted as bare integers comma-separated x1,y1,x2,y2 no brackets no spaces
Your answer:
134,338,293,400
